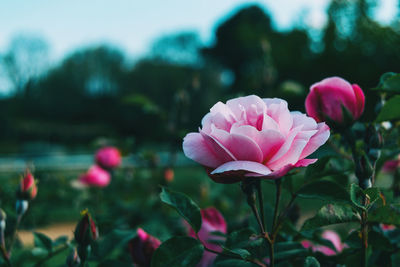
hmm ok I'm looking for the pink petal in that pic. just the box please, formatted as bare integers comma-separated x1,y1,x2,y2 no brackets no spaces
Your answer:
210,126,263,162
300,122,330,159
226,95,266,122
268,125,302,164
261,159,317,180
267,139,308,170
290,111,318,130
200,130,237,163
211,161,272,176
263,98,293,135
183,133,224,168
352,84,365,119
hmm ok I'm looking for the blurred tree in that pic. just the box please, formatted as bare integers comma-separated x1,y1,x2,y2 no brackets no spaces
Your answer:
0,34,50,96
204,5,276,95
150,32,202,66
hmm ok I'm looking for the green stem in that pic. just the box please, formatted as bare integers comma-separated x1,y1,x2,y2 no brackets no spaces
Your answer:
256,180,265,232
7,214,22,259
269,180,282,267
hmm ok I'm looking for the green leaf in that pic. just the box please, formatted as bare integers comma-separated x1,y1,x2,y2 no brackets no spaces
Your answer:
373,72,400,93
304,256,320,267
304,157,331,179
151,236,203,267
364,187,380,208
91,229,136,260
275,248,307,261
301,204,359,231
369,204,400,225
350,184,366,210
52,235,68,247
31,247,48,257
160,187,202,233
214,259,256,267
33,232,53,252
221,247,251,260
297,180,350,203
376,95,400,122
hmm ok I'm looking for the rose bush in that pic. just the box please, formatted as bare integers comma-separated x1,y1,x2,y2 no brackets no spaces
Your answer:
183,95,330,183
305,76,365,125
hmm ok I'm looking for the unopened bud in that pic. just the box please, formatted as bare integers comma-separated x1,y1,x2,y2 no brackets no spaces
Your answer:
74,209,98,247
66,249,80,267
16,200,29,216
129,228,161,266
17,170,38,200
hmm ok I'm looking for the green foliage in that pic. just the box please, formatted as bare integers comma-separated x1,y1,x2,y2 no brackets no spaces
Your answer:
301,204,359,231
297,180,351,203
151,236,203,267
304,256,320,267
374,72,400,94
160,187,202,233
369,204,400,226
376,95,400,122
350,184,380,210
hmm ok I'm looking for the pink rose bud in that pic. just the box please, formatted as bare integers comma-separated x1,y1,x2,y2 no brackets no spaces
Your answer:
79,165,111,187
74,210,98,246
305,77,365,126
301,230,346,256
129,228,161,267
164,168,174,183
382,155,400,173
95,146,122,170
187,207,227,267
18,170,38,200
183,96,330,183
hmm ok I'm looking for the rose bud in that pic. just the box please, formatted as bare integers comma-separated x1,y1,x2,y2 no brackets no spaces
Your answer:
305,77,365,127
186,207,227,267
301,230,346,256
79,165,111,187
74,209,98,247
164,168,174,183
183,96,330,183
17,170,38,200
95,146,122,170
128,228,161,267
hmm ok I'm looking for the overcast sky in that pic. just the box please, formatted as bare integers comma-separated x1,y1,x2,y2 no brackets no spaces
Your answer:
0,0,397,61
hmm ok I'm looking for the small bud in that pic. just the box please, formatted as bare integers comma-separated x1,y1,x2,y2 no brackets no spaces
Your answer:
16,200,29,216
74,209,98,247
129,228,161,266
95,146,122,170
66,249,81,267
17,170,38,200
0,209,6,232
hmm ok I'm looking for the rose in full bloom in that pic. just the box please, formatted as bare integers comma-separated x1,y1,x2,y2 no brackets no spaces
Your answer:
129,228,161,267
186,207,227,267
305,77,365,125
79,165,111,187
95,146,122,170
18,170,38,200
183,95,330,183
301,230,346,256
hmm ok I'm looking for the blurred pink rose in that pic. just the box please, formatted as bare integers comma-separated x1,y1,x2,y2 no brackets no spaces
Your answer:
129,228,161,267
187,207,227,267
79,165,111,187
301,230,346,256
380,224,396,231
305,77,365,125
382,155,400,173
183,95,330,183
95,146,122,169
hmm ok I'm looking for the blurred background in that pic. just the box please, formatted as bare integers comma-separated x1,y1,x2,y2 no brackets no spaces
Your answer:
0,0,399,247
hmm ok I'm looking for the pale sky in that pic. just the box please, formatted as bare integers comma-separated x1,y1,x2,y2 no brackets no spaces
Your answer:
0,0,397,61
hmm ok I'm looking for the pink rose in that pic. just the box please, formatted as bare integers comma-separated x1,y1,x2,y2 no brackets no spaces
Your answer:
19,170,38,200
380,224,396,231
301,230,345,256
183,95,330,183
305,77,365,125
79,165,111,187
129,228,161,267
186,207,227,267
95,146,122,169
